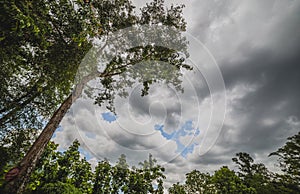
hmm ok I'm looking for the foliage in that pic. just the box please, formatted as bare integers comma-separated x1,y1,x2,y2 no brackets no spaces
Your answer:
212,166,255,194
31,182,82,194
0,0,189,132
269,131,300,192
1,130,300,193
27,140,93,193
0,140,165,194
232,152,276,193
185,170,214,194
0,128,38,186
168,182,186,194
0,0,95,132
168,132,300,193
93,153,165,194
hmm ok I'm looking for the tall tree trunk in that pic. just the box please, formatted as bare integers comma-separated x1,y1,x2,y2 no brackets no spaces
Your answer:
4,94,73,194
3,70,105,194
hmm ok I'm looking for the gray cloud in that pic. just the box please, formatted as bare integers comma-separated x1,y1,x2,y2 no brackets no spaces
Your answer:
161,0,300,186
128,85,183,131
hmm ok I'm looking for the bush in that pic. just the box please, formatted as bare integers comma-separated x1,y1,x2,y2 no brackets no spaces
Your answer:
35,182,82,194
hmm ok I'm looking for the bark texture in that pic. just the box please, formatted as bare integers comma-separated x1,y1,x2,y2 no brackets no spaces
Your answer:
3,66,115,193
4,94,73,194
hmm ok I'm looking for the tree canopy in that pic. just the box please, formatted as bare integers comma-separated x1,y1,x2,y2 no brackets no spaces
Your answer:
0,0,188,132
269,131,300,192
1,139,166,194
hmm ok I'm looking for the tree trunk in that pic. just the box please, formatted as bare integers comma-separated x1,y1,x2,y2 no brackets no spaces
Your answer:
3,70,105,194
3,94,73,194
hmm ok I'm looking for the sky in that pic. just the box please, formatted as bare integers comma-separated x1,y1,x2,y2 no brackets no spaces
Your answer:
52,0,300,190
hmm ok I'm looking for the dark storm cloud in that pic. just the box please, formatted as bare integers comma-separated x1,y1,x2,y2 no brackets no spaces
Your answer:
109,132,157,150
186,0,300,169
217,34,300,154
191,152,231,165
189,124,240,166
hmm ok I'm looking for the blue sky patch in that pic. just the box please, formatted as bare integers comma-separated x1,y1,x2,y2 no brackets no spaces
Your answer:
179,142,198,158
102,112,117,123
155,120,200,158
79,147,93,160
52,125,63,139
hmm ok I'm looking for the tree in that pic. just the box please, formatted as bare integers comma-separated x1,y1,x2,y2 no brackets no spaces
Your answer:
0,0,96,131
1,0,98,190
93,153,166,194
31,182,82,194
212,166,255,194
168,182,186,194
185,170,214,194
232,152,275,193
0,128,38,187
132,154,165,194
269,131,300,192
25,140,93,193
1,0,190,192
92,160,113,194
6,140,166,194
168,170,214,194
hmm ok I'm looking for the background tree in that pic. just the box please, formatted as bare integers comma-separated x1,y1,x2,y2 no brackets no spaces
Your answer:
168,170,214,194
232,152,276,193
269,131,300,192
15,140,166,194
93,153,166,194
0,128,38,186
29,182,82,194
185,170,214,194
25,140,93,194
211,166,255,194
1,0,190,192
92,160,113,194
132,154,165,194
167,132,300,194
168,182,186,194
